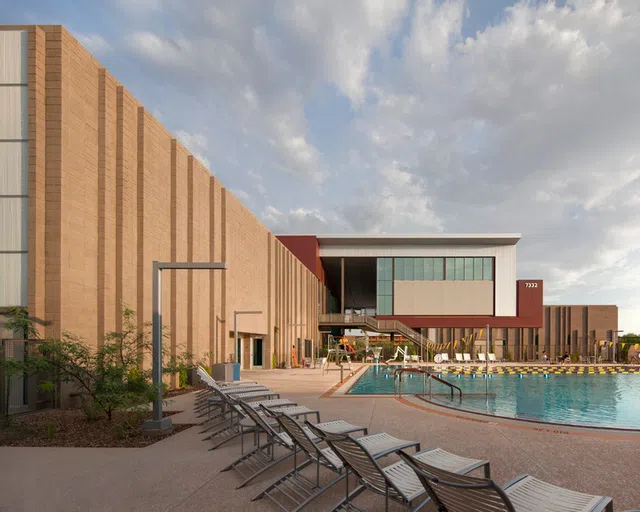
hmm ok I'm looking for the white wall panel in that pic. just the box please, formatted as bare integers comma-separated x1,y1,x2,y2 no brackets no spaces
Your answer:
0,197,27,251
0,141,28,195
0,253,27,307
0,87,28,139
0,31,28,84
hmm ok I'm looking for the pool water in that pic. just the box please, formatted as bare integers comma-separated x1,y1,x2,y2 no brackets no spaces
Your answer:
348,366,640,430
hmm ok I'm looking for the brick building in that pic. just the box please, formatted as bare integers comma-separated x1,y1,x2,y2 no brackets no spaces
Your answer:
0,26,323,377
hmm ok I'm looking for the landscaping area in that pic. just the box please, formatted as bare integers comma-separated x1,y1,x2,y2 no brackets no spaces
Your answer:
0,409,193,448
1,306,207,448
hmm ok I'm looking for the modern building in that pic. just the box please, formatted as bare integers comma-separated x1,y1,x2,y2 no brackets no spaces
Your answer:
0,25,618,385
0,26,324,380
277,235,619,360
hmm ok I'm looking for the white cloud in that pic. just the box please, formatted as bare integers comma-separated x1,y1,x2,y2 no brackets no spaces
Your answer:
92,0,640,331
175,130,210,169
76,33,112,55
262,205,345,234
230,188,251,204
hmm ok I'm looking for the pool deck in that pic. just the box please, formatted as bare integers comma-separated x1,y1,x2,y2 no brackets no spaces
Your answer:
1,366,638,511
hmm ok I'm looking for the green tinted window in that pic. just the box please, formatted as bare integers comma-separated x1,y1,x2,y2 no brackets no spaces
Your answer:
483,257,493,280
424,258,434,280
414,259,424,280
455,258,464,280
445,258,454,280
434,258,444,280
464,258,474,280
385,258,393,280
395,258,404,280
404,258,414,280
474,258,483,280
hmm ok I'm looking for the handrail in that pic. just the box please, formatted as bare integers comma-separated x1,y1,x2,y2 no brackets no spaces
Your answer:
318,313,433,351
393,367,463,399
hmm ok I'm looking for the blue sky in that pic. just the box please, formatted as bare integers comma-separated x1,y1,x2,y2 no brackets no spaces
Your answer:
6,0,640,332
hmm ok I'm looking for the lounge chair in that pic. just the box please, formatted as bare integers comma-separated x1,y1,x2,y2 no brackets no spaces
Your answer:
221,398,361,489
463,353,472,363
398,450,612,512
202,384,301,448
488,353,498,362
478,353,487,363
253,408,421,512
307,422,490,511
440,353,450,364
455,353,464,363
195,366,271,419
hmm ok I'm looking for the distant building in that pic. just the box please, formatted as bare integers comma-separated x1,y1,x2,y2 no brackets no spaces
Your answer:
278,235,618,360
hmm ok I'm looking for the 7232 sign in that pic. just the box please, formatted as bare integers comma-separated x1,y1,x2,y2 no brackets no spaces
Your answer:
525,282,538,288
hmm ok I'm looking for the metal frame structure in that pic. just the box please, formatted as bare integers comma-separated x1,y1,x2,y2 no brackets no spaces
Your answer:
142,261,227,435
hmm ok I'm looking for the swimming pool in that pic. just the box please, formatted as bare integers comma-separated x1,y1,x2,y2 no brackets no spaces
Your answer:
348,366,640,430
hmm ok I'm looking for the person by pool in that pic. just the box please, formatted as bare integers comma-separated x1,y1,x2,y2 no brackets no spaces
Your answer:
542,351,550,363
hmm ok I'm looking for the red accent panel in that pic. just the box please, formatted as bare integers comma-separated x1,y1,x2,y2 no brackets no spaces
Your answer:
516,279,543,326
377,279,544,328
276,235,324,283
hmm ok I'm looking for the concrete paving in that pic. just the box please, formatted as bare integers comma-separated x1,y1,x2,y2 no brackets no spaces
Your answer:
1,366,638,511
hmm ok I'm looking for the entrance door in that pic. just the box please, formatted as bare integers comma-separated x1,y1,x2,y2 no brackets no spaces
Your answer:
253,338,263,367
236,338,242,364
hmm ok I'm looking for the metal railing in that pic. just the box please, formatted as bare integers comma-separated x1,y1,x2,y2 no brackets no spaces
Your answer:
393,367,462,399
318,313,432,351
0,339,54,415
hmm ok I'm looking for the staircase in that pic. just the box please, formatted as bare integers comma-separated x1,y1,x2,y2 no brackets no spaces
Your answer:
318,313,433,351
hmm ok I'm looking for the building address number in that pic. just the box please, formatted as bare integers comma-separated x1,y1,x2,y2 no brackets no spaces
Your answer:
525,282,538,288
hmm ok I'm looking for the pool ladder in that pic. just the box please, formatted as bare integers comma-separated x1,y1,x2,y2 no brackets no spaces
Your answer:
393,367,463,400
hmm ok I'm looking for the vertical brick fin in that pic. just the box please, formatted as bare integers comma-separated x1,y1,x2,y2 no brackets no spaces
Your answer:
115,85,124,331
27,27,47,335
220,187,227,361
267,234,272,368
136,106,145,341
44,28,63,338
170,139,177,385
186,155,194,356
97,68,106,347
209,175,216,366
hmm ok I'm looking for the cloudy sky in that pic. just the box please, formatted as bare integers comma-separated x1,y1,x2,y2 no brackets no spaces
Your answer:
10,0,640,332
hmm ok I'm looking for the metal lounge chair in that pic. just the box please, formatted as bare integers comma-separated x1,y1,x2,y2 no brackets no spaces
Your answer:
397,450,612,512
202,386,300,449
478,353,487,363
195,367,271,420
221,398,355,489
253,408,421,512
308,423,490,512
199,377,281,429
463,353,472,363
455,353,464,363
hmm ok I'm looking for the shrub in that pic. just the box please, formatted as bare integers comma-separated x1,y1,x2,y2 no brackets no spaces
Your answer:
37,306,183,421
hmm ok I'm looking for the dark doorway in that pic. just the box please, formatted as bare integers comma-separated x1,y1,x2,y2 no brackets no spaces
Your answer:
253,338,263,367
236,338,242,364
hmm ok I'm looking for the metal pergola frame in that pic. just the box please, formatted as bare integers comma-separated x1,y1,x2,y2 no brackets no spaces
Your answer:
142,261,227,435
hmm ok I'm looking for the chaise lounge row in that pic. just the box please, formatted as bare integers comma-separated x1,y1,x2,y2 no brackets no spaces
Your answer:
194,366,616,511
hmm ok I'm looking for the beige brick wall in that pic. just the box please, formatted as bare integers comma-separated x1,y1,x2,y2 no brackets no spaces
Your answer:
9,25,323,382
